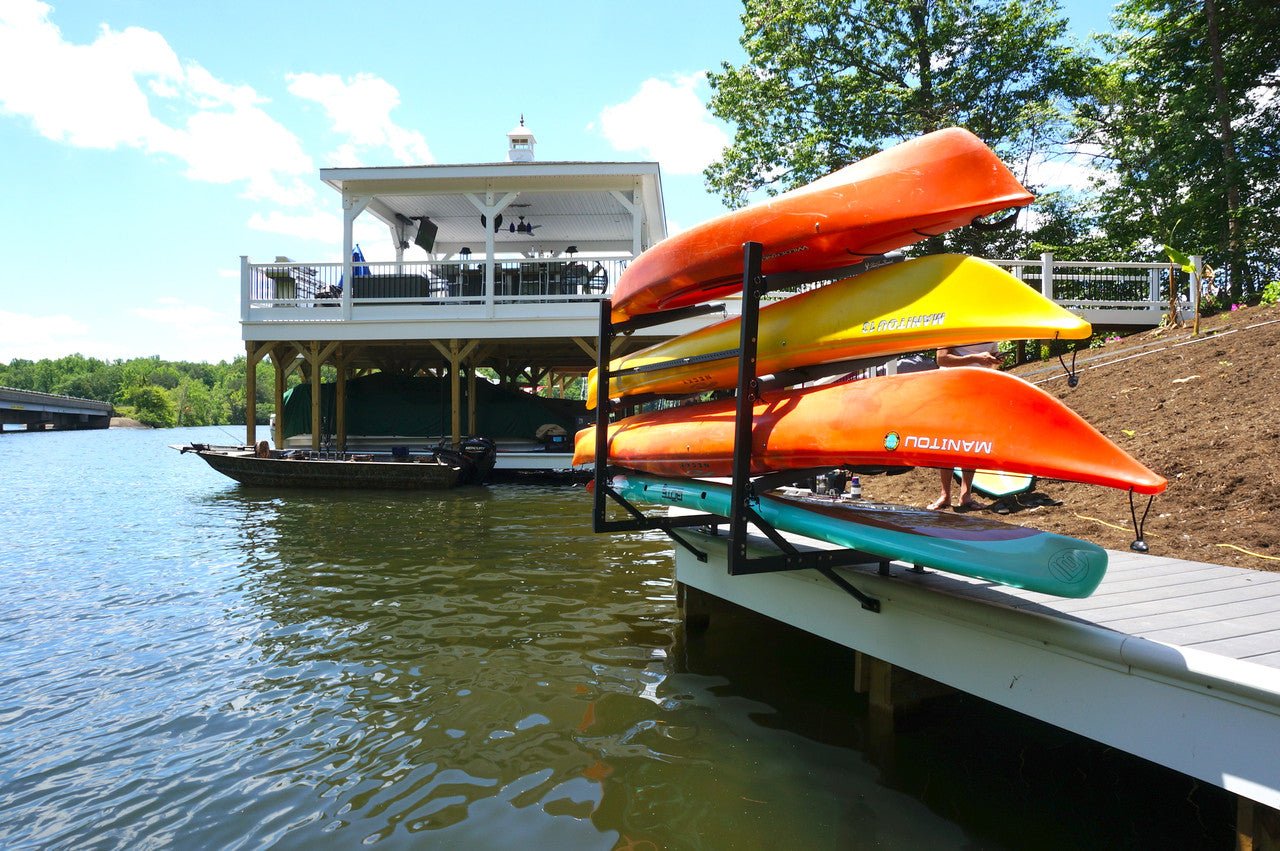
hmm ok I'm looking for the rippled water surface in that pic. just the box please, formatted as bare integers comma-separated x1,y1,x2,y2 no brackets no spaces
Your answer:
0,427,1232,849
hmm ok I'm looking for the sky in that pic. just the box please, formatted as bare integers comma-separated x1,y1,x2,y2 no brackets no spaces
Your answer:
0,0,1118,365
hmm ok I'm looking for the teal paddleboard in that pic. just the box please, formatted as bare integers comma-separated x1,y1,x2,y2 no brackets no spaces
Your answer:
611,473,1107,598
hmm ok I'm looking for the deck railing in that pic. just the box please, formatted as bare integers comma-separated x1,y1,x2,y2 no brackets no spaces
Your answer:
245,257,630,312
243,252,1204,328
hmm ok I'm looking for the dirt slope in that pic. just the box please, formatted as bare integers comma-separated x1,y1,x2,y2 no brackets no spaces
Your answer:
865,302,1280,571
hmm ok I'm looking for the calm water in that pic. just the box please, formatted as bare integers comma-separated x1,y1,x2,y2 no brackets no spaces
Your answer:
0,427,1232,849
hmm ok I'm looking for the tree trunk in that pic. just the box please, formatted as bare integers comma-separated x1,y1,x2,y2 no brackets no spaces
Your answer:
1204,0,1247,299
909,0,938,133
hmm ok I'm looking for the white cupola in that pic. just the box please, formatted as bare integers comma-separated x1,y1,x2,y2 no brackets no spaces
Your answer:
506,115,537,162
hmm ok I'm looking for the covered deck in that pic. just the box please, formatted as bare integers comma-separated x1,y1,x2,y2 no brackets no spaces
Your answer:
239,135,721,465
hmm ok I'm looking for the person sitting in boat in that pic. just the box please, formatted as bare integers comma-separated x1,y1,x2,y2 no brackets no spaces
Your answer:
927,343,1004,512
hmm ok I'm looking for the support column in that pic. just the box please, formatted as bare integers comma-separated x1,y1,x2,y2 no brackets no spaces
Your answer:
309,342,322,450
245,341,260,447
431,339,479,448
450,342,462,447
467,364,477,436
1238,796,1280,851
335,348,348,453
273,347,286,450
341,195,372,321
676,582,713,633
854,652,955,727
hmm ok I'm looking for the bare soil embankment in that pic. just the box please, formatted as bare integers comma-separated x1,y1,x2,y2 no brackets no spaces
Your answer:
866,302,1280,571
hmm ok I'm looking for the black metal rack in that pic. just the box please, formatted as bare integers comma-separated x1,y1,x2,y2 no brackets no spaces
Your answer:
591,242,883,613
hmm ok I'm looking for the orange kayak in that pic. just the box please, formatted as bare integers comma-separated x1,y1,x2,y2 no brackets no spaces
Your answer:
574,368,1166,494
610,128,1034,323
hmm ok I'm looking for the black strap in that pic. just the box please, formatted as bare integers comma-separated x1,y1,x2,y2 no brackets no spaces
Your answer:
1129,492,1155,553
968,209,1021,232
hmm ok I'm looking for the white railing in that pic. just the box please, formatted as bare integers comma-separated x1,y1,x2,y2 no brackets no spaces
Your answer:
242,252,1202,328
990,252,1202,326
242,256,630,317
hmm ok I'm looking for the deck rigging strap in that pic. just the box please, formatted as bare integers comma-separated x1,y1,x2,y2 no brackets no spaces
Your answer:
1128,491,1155,553
1057,345,1081,387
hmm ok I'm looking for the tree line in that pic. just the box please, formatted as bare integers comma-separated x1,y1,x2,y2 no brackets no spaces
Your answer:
0,355,291,428
706,0,1279,301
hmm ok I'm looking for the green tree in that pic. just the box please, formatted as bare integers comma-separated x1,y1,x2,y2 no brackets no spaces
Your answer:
1078,0,1280,298
704,0,1093,260
119,384,177,428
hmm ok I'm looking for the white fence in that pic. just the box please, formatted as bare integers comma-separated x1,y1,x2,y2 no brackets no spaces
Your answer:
990,252,1202,327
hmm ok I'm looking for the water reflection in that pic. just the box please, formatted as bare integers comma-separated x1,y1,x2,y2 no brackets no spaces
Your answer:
0,428,1236,849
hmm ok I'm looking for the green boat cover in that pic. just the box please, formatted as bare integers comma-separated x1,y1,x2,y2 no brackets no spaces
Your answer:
282,373,585,441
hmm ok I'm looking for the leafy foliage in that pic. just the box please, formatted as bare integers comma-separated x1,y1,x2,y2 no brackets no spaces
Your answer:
1077,0,1280,297
0,354,287,428
1262,281,1280,307
704,0,1092,220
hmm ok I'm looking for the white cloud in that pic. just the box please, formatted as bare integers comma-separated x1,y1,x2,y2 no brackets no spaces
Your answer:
129,297,241,362
0,302,240,364
0,310,104,361
286,72,432,166
597,73,730,175
0,0,314,204
247,209,342,242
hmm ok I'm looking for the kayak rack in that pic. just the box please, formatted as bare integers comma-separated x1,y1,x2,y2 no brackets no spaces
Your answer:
591,242,883,613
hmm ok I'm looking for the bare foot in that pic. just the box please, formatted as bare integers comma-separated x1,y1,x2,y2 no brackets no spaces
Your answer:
956,497,988,512
926,495,950,510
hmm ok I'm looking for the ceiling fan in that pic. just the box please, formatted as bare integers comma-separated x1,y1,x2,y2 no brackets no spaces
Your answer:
507,215,541,235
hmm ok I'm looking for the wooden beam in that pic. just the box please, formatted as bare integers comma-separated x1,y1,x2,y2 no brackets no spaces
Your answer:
572,336,599,362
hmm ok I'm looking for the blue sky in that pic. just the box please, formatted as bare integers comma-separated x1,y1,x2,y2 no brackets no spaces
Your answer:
0,0,1117,364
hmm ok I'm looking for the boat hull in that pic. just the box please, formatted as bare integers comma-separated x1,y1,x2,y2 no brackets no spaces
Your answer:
589,254,1090,407
575,368,1167,494
610,128,1034,322
180,442,495,489
610,473,1108,598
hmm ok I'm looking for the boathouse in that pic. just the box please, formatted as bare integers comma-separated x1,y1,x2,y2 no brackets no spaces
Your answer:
239,119,715,474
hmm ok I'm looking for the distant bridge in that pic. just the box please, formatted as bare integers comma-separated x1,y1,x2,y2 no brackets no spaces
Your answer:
0,386,113,431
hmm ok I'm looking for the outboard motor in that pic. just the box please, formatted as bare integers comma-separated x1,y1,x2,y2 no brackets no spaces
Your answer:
458,436,498,484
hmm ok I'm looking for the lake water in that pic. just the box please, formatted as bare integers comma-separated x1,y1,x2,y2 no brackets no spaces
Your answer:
0,427,1233,849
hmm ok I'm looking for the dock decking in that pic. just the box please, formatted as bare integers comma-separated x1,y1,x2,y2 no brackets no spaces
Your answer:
672,525,1280,812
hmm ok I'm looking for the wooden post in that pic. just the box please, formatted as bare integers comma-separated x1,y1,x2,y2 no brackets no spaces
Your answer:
245,341,259,447
272,347,286,450
855,652,955,725
1192,254,1203,337
676,582,713,633
335,348,347,452
467,362,477,436
309,342,322,450
1239,796,1280,851
1040,251,1054,300
450,340,462,447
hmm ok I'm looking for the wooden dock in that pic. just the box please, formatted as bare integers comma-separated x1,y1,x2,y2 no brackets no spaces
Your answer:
671,523,1280,840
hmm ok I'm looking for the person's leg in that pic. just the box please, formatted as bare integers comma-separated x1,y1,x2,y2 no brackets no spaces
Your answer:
927,467,952,510
958,469,987,509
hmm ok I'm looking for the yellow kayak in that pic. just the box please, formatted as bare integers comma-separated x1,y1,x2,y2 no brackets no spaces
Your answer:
588,254,1090,408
